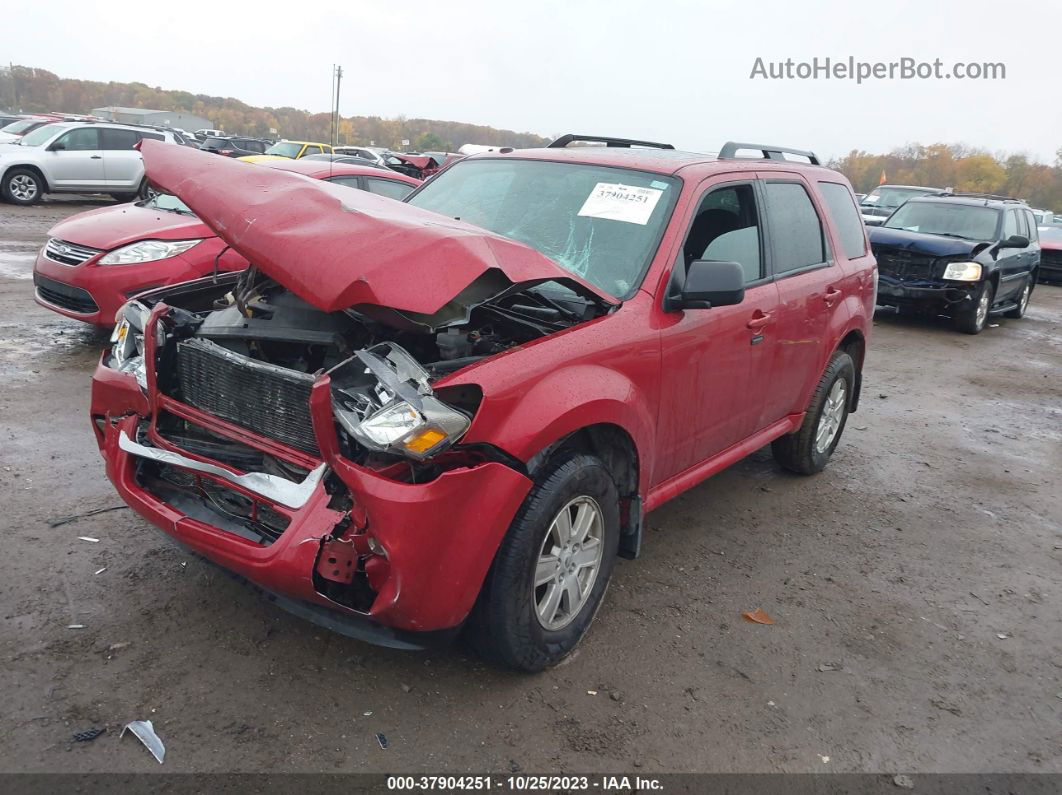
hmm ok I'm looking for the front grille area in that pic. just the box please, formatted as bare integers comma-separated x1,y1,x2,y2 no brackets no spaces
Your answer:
174,338,320,455
44,238,101,266
33,273,99,314
1040,249,1062,269
872,246,938,280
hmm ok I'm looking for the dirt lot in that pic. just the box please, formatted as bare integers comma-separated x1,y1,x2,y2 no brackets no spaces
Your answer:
1,198,1060,775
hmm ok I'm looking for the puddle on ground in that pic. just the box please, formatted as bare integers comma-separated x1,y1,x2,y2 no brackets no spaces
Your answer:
0,241,40,280
0,318,109,380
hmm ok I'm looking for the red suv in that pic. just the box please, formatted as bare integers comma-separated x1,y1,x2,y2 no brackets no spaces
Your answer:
91,137,875,670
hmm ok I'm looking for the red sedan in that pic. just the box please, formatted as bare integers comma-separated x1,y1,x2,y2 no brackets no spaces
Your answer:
33,161,420,325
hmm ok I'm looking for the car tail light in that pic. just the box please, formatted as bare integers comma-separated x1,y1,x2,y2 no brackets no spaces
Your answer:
220,149,235,156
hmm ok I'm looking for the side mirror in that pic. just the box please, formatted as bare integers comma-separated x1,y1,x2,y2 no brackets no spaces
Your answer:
1000,234,1029,248
48,140,66,151
665,260,745,311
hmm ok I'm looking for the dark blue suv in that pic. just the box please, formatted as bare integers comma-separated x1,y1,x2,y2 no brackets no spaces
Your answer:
868,194,1040,334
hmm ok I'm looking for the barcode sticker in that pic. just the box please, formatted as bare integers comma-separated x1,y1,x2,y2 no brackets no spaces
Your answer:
578,183,664,225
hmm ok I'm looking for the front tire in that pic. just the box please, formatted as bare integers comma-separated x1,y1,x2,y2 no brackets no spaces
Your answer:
2,168,44,206
137,179,157,201
772,350,855,475
467,452,620,671
954,281,994,334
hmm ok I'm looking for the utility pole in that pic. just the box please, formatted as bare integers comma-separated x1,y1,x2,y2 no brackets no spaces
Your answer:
332,65,343,147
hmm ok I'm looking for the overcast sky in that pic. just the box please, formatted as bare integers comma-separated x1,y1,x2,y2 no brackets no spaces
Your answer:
9,0,1062,162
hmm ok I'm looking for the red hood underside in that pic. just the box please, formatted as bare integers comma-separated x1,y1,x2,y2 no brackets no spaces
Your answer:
139,140,610,315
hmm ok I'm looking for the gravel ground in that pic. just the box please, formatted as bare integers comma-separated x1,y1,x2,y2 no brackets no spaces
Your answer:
1,198,1060,774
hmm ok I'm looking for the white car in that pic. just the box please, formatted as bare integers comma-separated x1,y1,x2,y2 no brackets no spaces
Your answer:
333,146,390,167
0,122,178,205
194,128,225,140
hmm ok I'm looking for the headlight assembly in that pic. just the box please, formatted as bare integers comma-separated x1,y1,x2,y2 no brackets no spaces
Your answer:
942,261,982,282
99,239,202,266
330,343,472,461
109,300,156,390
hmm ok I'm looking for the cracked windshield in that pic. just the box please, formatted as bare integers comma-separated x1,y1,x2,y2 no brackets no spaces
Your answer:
409,158,677,298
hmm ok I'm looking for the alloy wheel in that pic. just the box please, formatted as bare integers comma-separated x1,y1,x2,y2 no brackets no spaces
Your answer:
975,288,990,328
533,496,604,631
814,379,847,454
9,174,38,202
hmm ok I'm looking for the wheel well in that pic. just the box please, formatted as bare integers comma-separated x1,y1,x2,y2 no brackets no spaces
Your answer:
527,423,643,559
838,330,865,412
3,163,50,193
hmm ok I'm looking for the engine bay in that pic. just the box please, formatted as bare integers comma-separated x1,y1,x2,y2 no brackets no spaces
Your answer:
192,266,604,378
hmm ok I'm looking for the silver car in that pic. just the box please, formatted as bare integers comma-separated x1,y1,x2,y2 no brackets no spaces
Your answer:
0,122,178,206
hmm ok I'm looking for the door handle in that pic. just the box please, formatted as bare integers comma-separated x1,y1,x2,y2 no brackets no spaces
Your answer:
746,311,773,330
824,286,842,305
90,155,102,159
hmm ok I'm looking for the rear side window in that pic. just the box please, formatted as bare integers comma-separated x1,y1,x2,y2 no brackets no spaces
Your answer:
763,182,826,273
100,128,140,150
818,182,866,259
1025,211,1038,242
301,145,322,157
140,131,164,142
328,176,362,189
366,177,415,201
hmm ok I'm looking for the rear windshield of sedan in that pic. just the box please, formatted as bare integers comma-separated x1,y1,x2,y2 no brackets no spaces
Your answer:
861,187,933,210
1,119,45,135
18,123,72,147
407,158,679,299
884,201,1000,241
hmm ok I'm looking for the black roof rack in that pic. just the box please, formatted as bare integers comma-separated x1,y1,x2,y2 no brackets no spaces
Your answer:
548,134,674,150
933,191,1026,204
718,141,819,166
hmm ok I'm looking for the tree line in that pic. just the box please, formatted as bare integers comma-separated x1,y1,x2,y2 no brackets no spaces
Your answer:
831,143,1062,211
0,65,549,151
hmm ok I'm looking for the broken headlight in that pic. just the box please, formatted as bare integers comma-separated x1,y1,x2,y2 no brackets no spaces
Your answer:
330,343,471,461
109,300,161,390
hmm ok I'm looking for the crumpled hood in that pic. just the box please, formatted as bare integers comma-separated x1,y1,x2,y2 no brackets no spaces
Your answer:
49,203,214,251
140,140,612,314
868,225,989,257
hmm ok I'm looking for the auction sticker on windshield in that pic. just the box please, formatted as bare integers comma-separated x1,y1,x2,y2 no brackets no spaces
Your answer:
578,183,664,225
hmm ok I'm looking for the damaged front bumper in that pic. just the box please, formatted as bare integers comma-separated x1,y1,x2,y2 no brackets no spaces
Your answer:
875,275,976,310
92,354,533,644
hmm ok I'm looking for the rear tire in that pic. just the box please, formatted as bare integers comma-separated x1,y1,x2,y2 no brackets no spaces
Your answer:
2,167,44,206
466,452,620,671
1004,277,1032,319
772,350,855,475
954,281,994,334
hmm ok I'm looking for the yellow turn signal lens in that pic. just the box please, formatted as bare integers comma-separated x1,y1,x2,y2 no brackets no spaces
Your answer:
401,427,447,454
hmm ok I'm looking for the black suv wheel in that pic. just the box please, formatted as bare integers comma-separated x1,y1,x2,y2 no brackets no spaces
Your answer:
1004,278,1032,319
954,281,994,334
